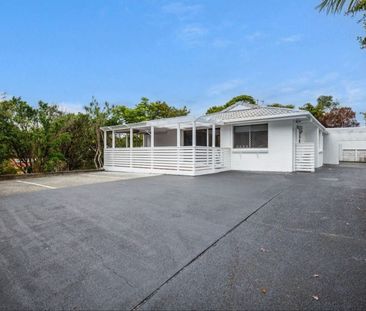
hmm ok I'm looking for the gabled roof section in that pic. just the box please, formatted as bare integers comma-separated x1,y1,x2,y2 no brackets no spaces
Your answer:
221,101,258,112
208,105,305,121
207,105,327,132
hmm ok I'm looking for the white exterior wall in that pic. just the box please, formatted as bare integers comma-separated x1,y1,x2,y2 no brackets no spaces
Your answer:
324,127,366,164
221,120,295,172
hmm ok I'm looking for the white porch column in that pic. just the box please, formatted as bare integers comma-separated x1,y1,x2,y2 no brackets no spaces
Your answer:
103,130,107,149
206,128,209,165
151,126,155,147
130,128,133,148
112,130,115,148
129,128,133,167
212,124,216,170
177,123,180,172
151,126,154,170
192,121,196,147
192,121,196,173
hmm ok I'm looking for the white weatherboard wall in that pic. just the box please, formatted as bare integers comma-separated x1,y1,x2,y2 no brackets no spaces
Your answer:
324,127,366,164
222,120,294,172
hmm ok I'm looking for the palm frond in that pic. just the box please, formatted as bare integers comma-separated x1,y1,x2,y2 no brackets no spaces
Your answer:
317,0,359,13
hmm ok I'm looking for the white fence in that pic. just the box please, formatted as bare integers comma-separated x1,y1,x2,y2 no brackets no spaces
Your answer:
341,149,366,162
104,146,231,176
295,143,315,172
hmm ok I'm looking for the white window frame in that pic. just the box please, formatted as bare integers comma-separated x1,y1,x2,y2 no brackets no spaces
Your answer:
232,123,269,151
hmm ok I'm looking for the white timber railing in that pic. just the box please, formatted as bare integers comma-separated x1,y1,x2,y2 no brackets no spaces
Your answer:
104,146,231,176
295,143,315,172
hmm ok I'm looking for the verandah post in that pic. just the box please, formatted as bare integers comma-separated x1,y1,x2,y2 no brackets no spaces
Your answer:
103,130,107,149
206,128,209,166
212,124,215,170
130,127,133,168
177,123,180,172
192,121,196,174
151,126,154,171
112,130,115,148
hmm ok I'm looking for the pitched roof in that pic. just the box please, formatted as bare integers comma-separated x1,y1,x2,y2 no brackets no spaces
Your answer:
208,105,308,122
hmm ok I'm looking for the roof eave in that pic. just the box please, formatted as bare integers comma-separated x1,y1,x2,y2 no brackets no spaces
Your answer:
222,113,309,124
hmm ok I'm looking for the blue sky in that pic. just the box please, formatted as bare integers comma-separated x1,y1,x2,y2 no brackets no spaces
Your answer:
1,0,365,121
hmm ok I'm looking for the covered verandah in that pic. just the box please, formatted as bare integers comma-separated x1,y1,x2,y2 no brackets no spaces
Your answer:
101,116,231,176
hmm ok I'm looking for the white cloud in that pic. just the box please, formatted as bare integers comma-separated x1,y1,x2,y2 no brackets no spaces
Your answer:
212,38,233,48
207,79,244,96
162,2,202,18
259,72,366,122
277,34,302,44
245,31,264,41
178,24,208,45
58,102,84,114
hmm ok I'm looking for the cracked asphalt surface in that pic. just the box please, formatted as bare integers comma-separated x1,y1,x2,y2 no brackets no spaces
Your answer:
0,165,365,310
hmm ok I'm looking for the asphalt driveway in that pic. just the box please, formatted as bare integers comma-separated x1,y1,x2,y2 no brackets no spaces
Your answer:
0,166,365,310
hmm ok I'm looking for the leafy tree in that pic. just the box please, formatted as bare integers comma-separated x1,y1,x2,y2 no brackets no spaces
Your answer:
300,95,339,120
32,101,65,172
84,98,113,169
267,103,295,109
111,97,189,124
321,107,360,127
206,95,256,114
0,95,190,175
52,113,96,170
0,97,37,173
301,95,360,127
318,0,366,48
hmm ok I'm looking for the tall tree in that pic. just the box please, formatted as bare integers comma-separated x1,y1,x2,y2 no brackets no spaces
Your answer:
0,97,37,173
301,95,360,127
206,95,256,114
300,95,339,120
111,97,189,124
32,101,65,172
53,113,96,170
321,107,360,127
84,98,113,169
318,0,366,48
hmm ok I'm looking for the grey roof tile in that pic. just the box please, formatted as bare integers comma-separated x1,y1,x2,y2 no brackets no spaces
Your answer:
208,106,306,122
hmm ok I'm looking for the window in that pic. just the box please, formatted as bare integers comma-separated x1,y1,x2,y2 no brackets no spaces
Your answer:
106,131,113,148
184,128,220,147
115,132,128,148
233,124,268,148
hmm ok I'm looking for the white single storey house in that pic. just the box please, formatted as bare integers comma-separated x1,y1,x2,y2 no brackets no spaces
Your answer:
101,102,331,175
